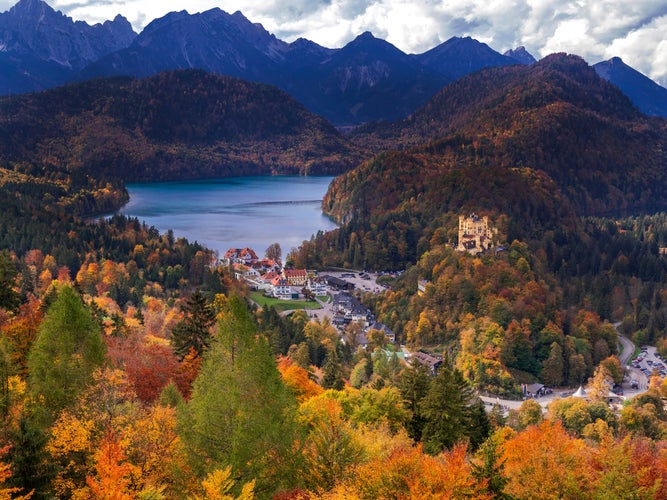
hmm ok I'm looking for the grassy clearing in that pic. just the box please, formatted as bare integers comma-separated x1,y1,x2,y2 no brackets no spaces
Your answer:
250,291,322,312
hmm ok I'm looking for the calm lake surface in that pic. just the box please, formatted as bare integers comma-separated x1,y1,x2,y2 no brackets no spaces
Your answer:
121,176,337,257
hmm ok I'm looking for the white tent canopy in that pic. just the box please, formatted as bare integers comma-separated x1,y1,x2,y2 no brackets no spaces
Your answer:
573,386,587,398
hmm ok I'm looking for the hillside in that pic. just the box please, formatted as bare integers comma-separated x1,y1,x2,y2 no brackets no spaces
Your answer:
348,54,667,219
0,69,366,183
289,54,667,399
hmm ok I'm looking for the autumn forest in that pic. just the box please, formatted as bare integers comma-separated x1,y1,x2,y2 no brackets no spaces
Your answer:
4,54,667,499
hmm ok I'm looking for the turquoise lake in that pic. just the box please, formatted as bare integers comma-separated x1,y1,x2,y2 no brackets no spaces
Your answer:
121,176,337,257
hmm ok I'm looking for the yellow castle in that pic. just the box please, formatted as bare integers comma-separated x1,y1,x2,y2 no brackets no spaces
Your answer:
457,213,497,254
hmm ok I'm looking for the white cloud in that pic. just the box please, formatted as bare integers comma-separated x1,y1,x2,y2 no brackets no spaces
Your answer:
1,0,667,85
604,15,667,86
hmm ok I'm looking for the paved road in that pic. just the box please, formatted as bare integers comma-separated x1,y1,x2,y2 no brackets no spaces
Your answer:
483,325,648,412
618,328,635,367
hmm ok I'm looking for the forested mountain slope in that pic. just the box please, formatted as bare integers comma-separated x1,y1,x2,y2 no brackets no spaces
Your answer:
347,54,667,219
0,69,366,182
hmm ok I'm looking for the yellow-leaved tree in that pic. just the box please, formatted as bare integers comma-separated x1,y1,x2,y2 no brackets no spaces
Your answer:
189,467,254,500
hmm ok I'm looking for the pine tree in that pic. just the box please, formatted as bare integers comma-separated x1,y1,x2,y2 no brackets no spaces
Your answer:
180,294,299,495
541,342,564,387
420,363,487,454
0,341,10,418
27,285,105,426
321,351,344,390
0,250,20,311
399,360,431,441
170,290,216,360
472,437,513,500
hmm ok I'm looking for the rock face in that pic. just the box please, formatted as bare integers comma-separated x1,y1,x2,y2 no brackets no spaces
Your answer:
503,46,537,65
0,0,135,93
80,9,287,82
594,57,667,117
413,36,518,79
3,1,667,123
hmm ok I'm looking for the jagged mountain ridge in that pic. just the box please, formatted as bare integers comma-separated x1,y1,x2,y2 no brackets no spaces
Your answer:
0,0,135,93
414,36,517,79
79,9,288,83
291,32,450,124
504,46,537,65
3,0,667,124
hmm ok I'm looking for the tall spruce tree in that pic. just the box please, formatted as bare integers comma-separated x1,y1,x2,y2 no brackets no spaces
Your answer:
541,342,564,387
27,285,105,426
0,249,21,311
472,437,513,500
179,294,299,496
321,350,344,390
170,290,216,360
420,361,489,454
398,360,432,441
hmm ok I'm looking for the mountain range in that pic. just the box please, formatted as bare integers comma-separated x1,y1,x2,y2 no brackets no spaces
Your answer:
0,0,135,93
3,0,667,125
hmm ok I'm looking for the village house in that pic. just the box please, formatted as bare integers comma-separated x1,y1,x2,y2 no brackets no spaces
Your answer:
368,321,396,343
354,322,397,351
283,268,308,286
232,263,260,281
346,303,371,327
249,270,280,291
409,351,443,374
223,247,259,265
270,276,293,299
332,292,373,328
456,213,498,255
417,279,429,296
355,331,369,349
306,279,328,296
321,275,355,291
251,258,281,273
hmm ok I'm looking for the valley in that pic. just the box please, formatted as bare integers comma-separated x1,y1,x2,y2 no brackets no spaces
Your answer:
3,1,667,498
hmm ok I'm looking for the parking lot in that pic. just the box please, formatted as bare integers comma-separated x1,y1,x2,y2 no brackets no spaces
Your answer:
305,271,389,322
324,270,388,294
628,345,664,392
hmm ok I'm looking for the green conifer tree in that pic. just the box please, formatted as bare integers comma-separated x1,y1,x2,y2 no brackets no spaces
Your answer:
420,362,488,454
398,360,431,441
170,290,216,360
179,294,299,495
0,249,21,311
321,351,344,390
27,285,105,426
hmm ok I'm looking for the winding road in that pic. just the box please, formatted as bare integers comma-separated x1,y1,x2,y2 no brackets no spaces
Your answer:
618,329,635,367
481,325,646,411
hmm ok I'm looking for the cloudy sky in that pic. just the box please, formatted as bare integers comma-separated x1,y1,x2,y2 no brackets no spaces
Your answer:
3,0,667,85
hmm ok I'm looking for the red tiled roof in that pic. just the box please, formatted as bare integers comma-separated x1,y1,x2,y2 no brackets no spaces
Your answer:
284,269,307,277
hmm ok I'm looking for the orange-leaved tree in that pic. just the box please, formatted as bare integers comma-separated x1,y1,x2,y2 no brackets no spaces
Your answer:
86,431,135,500
500,420,589,499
